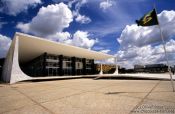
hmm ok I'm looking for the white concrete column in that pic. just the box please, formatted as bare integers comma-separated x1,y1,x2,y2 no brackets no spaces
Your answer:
2,35,32,84
99,62,103,75
113,57,118,75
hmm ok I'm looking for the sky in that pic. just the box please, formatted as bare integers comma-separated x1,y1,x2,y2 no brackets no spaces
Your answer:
0,0,175,68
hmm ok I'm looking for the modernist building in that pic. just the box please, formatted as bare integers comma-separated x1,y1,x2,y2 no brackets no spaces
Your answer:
2,32,117,84
134,64,168,73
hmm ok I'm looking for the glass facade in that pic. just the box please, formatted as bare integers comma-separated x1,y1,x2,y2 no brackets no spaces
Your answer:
20,53,95,77
45,54,60,76
86,60,94,75
63,56,72,75
75,58,83,75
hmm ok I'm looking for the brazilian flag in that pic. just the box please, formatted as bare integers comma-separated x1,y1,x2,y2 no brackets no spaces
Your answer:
136,9,159,26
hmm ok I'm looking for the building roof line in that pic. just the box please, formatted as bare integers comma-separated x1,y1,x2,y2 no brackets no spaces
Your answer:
15,32,114,58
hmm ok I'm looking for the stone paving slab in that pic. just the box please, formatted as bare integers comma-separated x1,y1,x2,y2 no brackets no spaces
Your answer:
0,92,35,113
42,91,141,114
0,79,175,114
131,99,175,114
4,104,51,114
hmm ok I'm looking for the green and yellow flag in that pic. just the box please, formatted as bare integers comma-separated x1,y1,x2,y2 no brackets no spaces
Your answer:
136,9,158,26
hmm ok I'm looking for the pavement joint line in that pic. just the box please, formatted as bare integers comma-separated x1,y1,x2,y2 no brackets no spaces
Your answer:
39,90,94,104
42,87,112,103
129,80,161,114
0,103,40,114
10,86,55,114
38,83,123,104
146,98,175,104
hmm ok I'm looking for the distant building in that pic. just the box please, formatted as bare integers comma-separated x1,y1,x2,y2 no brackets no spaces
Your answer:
134,65,145,73
118,67,126,73
133,64,168,73
145,64,168,73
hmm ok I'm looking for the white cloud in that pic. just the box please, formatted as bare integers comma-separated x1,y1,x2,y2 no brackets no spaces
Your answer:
0,0,41,16
105,58,115,64
117,10,175,68
99,49,110,54
68,0,77,8
68,0,88,10
53,0,70,3
16,23,30,33
48,31,96,49
48,32,71,43
117,40,175,68
72,30,96,49
68,0,91,24
17,3,73,36
0,34,11,58
74,0,87,10
92,46,104,51
16,2,96,50
75,14,91,24
100,0,113,11
118,10,175,49
95,58,115,64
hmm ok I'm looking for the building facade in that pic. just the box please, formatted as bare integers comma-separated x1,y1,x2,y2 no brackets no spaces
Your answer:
20,53,95,77
2,32,115,84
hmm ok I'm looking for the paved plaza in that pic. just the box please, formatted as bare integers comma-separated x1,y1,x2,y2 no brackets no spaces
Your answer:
0,79,175,114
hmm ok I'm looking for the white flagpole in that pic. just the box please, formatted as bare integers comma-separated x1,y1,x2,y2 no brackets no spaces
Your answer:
154,6,175,92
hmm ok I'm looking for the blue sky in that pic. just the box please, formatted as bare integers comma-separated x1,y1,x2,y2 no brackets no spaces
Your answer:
0,0,175,68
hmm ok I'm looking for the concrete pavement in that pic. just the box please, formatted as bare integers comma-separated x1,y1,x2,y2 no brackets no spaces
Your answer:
0,79,175,114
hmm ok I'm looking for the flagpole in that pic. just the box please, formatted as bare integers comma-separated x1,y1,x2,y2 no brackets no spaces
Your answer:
154,5,175,92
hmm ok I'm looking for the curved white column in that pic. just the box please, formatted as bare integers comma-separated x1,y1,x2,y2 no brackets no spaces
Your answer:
2,36,32,84
99,63,103,75
113,57,118,75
